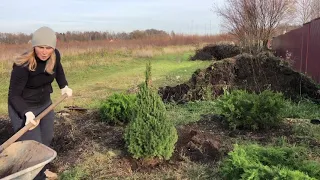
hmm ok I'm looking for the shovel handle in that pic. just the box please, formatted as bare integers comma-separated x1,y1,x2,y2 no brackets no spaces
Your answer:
0,94,68,153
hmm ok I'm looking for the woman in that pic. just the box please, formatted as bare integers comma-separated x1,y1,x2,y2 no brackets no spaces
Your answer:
8,26,72,180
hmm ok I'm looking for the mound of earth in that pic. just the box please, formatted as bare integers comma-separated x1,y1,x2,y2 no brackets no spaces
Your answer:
160,52,320,103
190,44,240,61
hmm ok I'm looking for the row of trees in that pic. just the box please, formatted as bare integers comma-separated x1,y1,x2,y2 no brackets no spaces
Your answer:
0,29,171,44
215,0,320,52
3,0,319,48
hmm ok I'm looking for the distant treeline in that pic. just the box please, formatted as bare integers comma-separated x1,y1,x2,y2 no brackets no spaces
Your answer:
0,29,173,44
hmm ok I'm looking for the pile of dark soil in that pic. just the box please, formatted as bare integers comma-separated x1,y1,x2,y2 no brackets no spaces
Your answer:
160,52,320,103
190,44,241,61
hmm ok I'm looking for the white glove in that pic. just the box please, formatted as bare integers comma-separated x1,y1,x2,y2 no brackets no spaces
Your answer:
25,111,38,130
61,85,72,97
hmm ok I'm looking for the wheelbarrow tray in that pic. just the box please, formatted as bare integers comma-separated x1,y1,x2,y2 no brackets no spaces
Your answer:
0,140,57,180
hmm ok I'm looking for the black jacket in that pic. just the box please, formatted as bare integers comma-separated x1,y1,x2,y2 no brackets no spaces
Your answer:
8,49,68,118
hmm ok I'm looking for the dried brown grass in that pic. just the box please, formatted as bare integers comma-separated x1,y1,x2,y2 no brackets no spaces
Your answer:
0,34,234,62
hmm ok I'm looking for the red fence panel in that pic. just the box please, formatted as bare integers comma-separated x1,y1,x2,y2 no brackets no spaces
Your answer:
300,23,310,73
272,28,303,71
287,28,303,71
272,18,320,83
308,19,320,82
272,34,285,58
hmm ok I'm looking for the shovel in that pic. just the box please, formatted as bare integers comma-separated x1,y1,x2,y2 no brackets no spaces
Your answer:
0,94,68,180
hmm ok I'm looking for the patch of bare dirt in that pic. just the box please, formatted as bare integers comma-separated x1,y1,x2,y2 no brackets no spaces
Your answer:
174,128,222,162
48,111,299,174
49,110,125,172
1,109,318,177
0,116,13,145
49,111,228,173
160,52,320,103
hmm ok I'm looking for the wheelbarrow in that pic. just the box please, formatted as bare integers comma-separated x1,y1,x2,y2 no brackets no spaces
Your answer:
0,94,68,180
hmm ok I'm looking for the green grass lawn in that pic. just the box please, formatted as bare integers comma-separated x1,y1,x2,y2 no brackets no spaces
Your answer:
0,47,211,115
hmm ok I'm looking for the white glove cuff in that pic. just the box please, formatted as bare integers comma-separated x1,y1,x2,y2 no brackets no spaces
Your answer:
25,111,34,116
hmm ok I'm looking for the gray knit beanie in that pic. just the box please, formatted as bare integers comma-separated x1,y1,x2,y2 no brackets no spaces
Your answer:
31,26,57,49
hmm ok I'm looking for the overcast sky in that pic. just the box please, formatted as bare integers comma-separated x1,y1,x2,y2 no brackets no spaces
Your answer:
0,0,225,35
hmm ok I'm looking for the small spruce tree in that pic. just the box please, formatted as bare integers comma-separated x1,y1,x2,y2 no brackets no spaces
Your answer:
124,61,178,160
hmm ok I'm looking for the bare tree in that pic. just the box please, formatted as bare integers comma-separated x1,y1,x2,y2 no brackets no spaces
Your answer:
294,0,320,24
295,0,313,24
311,0,320,20
214,0,295,52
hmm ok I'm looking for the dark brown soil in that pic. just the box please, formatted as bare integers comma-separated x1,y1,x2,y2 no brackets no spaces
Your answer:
0,116,13,145
49,111,319,174
1,110,319,177
160,52,320,104
190,44,241,61
49,110,125,172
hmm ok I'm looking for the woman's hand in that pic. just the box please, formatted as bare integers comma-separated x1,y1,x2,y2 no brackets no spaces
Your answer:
61,85,73,97
25,111,39,130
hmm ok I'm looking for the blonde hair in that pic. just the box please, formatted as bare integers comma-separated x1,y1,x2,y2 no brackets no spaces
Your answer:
14,49,56,74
